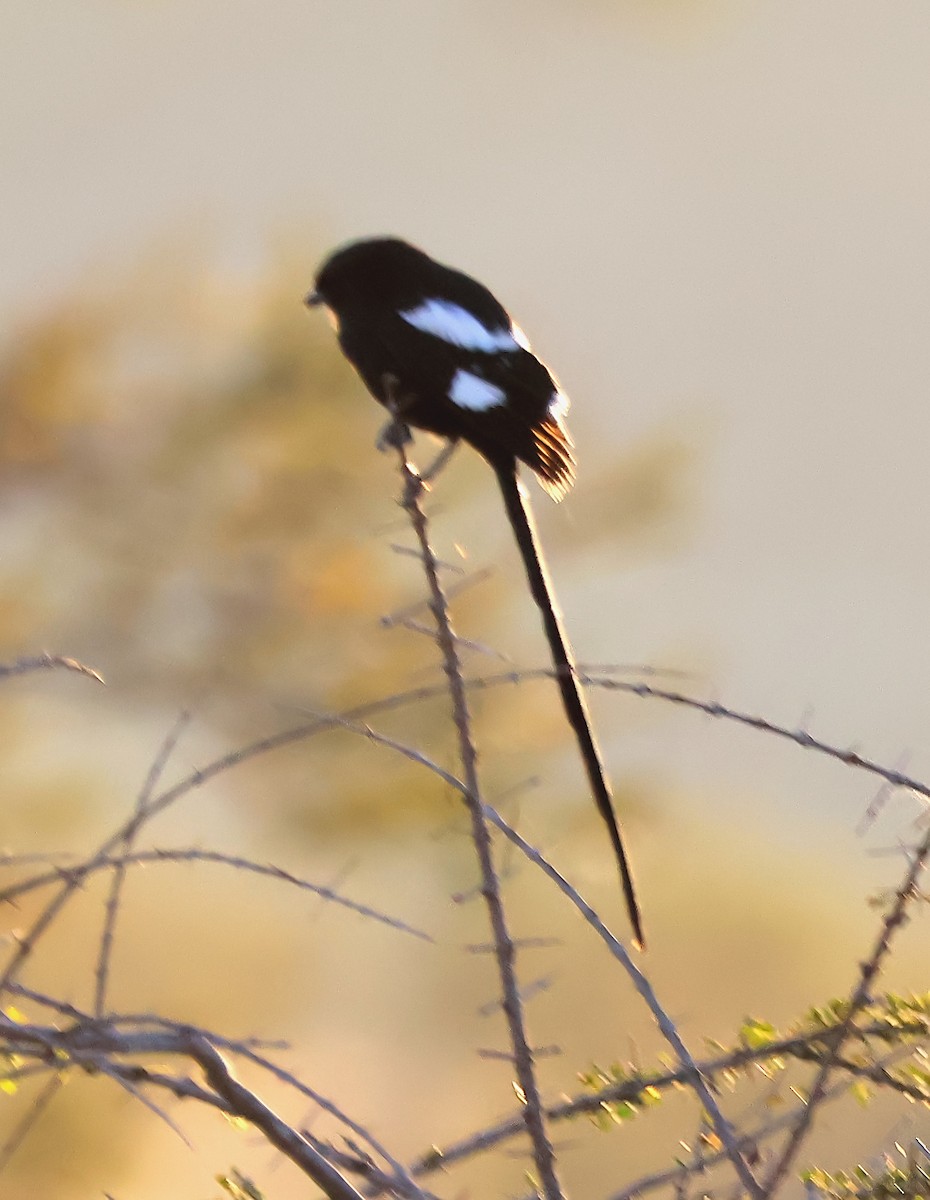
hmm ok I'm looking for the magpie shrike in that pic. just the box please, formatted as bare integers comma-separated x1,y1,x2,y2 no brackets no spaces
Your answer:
306,237,644,948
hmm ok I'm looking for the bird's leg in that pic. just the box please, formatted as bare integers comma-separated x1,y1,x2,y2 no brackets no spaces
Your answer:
376,417,412,453
378,373,414,453
419,438,459,484
378,373,458,484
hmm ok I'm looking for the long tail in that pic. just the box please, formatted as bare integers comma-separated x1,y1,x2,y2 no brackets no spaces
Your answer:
495,463,645,949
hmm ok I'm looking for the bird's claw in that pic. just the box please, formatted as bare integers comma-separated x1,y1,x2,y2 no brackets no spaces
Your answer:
376,418,412,454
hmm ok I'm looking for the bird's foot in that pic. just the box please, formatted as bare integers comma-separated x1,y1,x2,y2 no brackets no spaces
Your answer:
376,417,412,454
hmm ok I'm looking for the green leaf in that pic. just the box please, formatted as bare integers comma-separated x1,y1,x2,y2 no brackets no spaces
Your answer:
740,1018,778,1049
849,1080,871,1107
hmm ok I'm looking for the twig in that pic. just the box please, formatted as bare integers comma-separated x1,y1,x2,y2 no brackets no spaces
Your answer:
380,567,492,629
0,1074,62,1174
104,1065,193,1147
0,667,769,991
3,997,921,1194
384,616,512,662
5,643,926,1194
584,673,930,806
308,1137,446,1200
607,1053,910,1200
186,1033,369,1200
0,1006,422,1196
396,1009,926,1182
761,823,930,1194
388,543,467,573
481,800,763,1199
0,653,104,685
297,708,466,793
388,409,564,1200
94,712,191,1017
2,847,431,942
75,1060,231,1113
0,687,470,989
230,1042,424,1197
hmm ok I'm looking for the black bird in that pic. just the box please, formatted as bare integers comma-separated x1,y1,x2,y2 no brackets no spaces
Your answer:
306,237,644,948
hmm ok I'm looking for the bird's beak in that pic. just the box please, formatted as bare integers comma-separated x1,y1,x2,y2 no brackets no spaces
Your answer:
304,289,323,307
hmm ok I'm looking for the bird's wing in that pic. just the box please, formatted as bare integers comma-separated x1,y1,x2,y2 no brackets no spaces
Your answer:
345,312,576,499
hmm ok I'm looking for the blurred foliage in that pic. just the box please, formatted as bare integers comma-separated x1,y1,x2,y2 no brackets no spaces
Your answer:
0,247,401,703
804,1154,930,1200
216,1170,266,1200
0,240,689,848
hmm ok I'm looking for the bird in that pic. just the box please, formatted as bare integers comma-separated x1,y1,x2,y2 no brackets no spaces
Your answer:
305,236,645,949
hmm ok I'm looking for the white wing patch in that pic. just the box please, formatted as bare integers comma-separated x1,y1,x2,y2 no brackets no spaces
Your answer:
449,368,507,411
401,298,522,353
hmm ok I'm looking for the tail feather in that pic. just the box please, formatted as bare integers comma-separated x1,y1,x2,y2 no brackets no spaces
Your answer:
528,416,575,501
495,462,645,949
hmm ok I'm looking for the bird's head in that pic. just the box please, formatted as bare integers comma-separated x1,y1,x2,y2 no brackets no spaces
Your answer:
305,237,430,317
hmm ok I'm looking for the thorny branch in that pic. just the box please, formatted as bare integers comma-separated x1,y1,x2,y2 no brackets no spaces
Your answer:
384,405,565,1200
481,802,765,1196
0,653,104,685
0,498,928,1197
94,712,192,1017
762,821,930,1193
